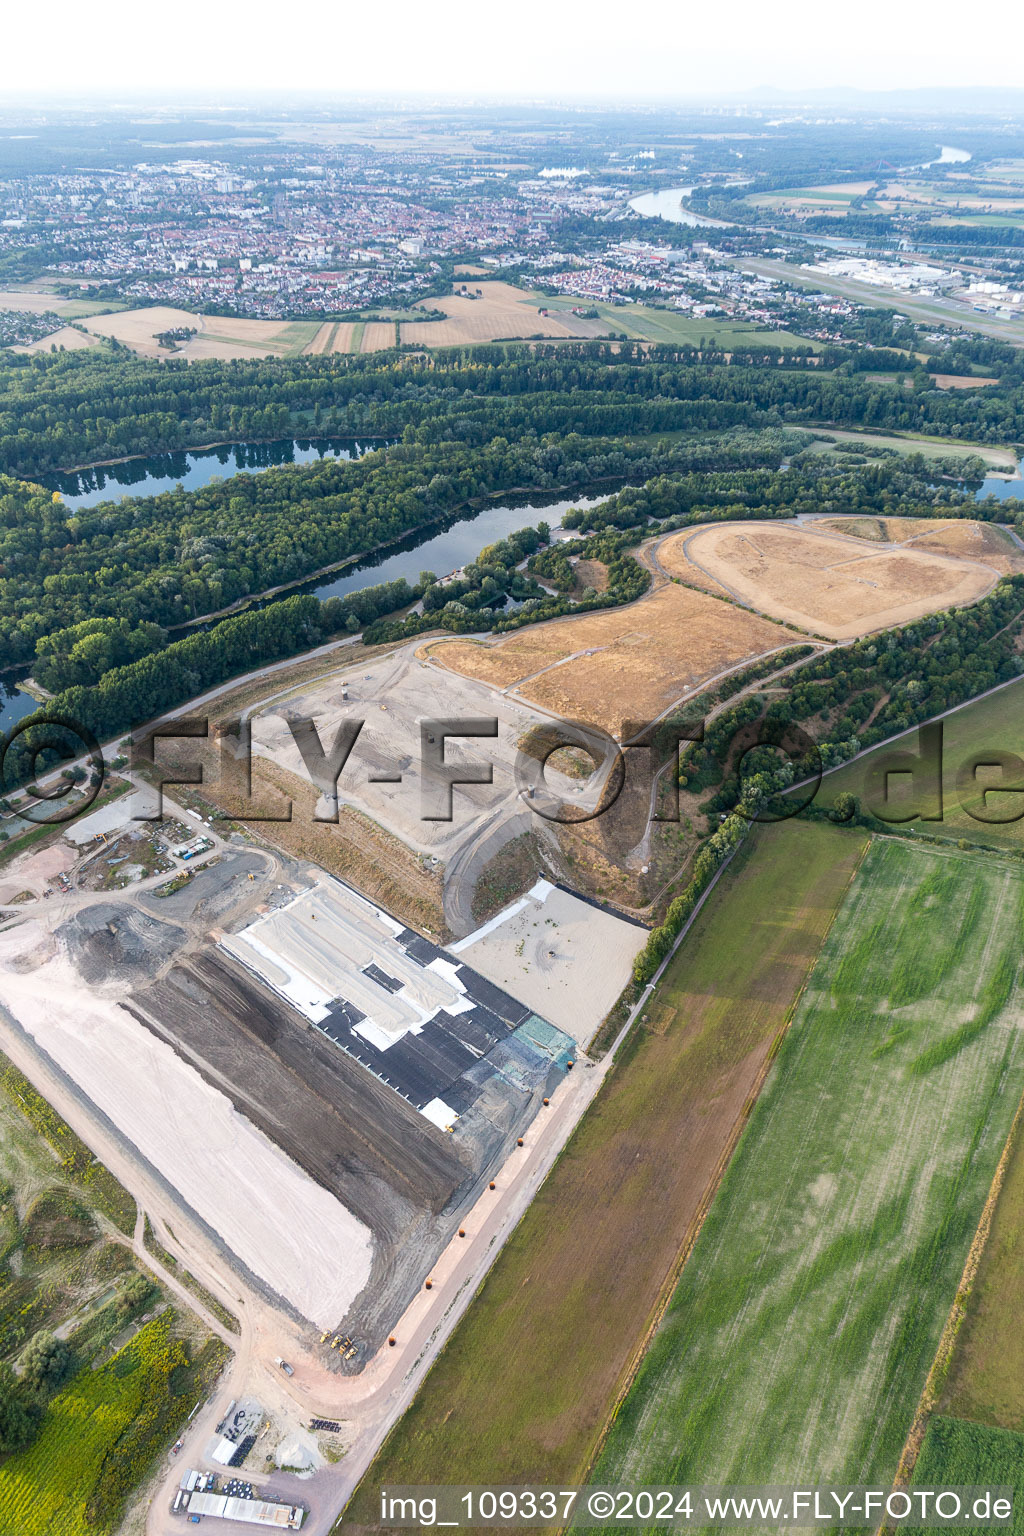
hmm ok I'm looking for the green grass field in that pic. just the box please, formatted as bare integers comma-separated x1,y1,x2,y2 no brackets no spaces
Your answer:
585,299,820,352
803,427,1018,469
818,678,1024,851
594,839,1024,1491
912,1417,1024,1534
344,820,864,1518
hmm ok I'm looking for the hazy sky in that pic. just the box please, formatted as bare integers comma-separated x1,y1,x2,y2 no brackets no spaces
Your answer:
5,0,1019,98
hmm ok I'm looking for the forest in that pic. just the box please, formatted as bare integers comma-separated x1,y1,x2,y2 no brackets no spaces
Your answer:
1,333,1023,480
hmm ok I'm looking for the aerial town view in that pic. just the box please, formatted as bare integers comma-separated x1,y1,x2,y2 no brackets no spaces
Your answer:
4,6,1024,1535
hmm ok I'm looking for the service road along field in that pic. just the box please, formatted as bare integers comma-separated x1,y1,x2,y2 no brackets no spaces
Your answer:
658,520,1002,639
595,839,1024,1491
423,583,808,739
345,819,866,1506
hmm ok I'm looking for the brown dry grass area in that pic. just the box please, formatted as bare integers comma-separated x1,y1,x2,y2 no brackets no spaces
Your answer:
204,757,447,938
932,374,999,389
427,585,804,738
817,516,1024,574
571,557,610,595
400,281,582,347
15,326,99,355
82,307,294,360
662,521,999,641
939,1095,1024,1431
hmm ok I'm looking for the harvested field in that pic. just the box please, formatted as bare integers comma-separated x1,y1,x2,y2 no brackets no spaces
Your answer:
659,520,999,639
360,320,397,352
0,289,116,319
348,820,865,1500
424,583,807,738
933,373,1000,388
81,307,317,360
400,281,581,347
14,325,99,354
304,320,358,355
596,841,1024,1492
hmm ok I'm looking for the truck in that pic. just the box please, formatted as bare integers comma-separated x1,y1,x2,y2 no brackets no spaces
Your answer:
275,1357,295,1376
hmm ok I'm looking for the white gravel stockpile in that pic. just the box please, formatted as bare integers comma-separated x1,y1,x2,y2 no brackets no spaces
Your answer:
0,924,373,1327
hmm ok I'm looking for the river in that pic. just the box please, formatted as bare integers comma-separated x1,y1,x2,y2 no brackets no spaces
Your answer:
628,186,735,229
46,437,386,510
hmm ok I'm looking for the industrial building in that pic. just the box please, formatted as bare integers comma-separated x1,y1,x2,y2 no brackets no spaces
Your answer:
175,1487,304,1527
221,877,572,1128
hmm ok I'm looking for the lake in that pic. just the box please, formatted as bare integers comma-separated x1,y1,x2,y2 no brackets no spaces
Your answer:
0,490,615,728
0,677,42,734
976,459,1024,501
47,438,386,509
629,186,735,229
309,491,613,603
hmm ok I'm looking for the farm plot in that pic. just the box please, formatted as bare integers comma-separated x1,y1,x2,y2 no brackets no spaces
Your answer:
819,675,1024,852
346,820,866,1508
401,282,582,347
937,1064,1024,1432
912,1418,1024,1536
80,306,318,360
658,521,998,639
423,583,807,738
595,840,1024,1493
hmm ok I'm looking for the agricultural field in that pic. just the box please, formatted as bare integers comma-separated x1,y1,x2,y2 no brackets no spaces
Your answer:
0,1311,229,1536
657,520,1001,639
303,320,359,354
818,676,1024,850
79,306,320,359
939,1094,1024,1431
360,319,398,351
397,281,817,351
912,1418,1024,1536
346,819,866,1510
0,289,122,320
400,281,584,346
595,840,1024,1491
422,582,809,738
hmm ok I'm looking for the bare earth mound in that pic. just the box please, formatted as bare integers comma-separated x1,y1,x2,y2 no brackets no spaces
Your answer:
817,515,1024,575
660,521,999,640
425,584,806,737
